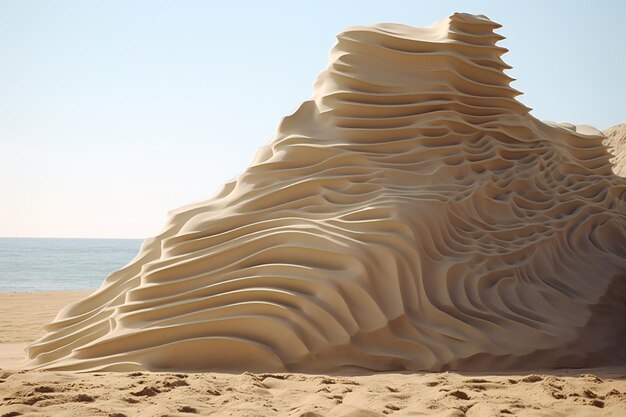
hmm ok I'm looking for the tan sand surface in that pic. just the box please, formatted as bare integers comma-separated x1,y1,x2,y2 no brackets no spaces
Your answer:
604,123,626,176
0,291,92,368
1,365,625,416
0,291,92,344
24,13,626,373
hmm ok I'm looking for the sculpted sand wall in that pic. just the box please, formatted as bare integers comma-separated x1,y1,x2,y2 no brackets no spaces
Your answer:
604,124,626,176
26,13,626,372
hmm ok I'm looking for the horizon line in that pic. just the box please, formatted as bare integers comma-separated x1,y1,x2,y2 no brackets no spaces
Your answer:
0,235,145,240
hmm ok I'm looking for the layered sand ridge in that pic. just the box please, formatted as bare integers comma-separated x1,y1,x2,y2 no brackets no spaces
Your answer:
604,124,626,177
26,13,626,372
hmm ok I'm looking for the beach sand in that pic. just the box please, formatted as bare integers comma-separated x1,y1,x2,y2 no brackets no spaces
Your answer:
0,290,91,369
1,291,625,416
3,13,626,417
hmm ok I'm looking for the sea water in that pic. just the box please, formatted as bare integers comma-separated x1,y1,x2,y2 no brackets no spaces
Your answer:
0,237,143,291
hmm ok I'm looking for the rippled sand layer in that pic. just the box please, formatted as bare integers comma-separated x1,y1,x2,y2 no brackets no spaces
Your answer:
3,292,625,417
25,13,626,372
604,124,626,176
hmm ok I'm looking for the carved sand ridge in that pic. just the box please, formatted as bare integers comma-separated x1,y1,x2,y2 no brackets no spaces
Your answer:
604,124,626,177
26,13,626,372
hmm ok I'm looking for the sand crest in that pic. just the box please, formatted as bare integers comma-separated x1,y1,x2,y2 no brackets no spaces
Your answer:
604,124,626,176
22,13,626,373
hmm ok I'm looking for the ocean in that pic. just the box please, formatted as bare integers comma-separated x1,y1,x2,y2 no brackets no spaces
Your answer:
0,237,143,292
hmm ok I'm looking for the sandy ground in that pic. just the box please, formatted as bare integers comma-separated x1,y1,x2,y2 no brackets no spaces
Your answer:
0,290,92,369
1,291,625,417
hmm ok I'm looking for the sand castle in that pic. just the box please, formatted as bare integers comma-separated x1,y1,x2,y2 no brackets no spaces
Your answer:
26,13,626,372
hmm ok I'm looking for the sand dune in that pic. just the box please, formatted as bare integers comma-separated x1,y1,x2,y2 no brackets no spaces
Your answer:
25,13,626,372
604,124,626,176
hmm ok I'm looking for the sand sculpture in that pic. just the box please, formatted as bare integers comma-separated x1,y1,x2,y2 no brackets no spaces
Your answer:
26,13,626,372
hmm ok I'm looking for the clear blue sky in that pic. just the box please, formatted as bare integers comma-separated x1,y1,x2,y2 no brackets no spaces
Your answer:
1,1,625,238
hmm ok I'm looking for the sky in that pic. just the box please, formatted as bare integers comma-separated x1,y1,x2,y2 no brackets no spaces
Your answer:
1,1,625,239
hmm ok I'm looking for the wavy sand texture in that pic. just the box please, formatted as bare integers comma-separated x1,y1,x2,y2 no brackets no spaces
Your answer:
604,124,626,176
26,13,626,372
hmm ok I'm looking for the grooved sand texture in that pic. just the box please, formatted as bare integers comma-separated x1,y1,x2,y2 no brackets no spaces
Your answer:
26,13,626,372
604,124,626,177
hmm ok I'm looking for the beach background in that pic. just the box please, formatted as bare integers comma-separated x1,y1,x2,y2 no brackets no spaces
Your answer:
2,1,626,415
0,238,141,291
0,237,139,368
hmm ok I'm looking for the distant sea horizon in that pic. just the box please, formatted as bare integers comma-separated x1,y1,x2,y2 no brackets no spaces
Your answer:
0,237,143,292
